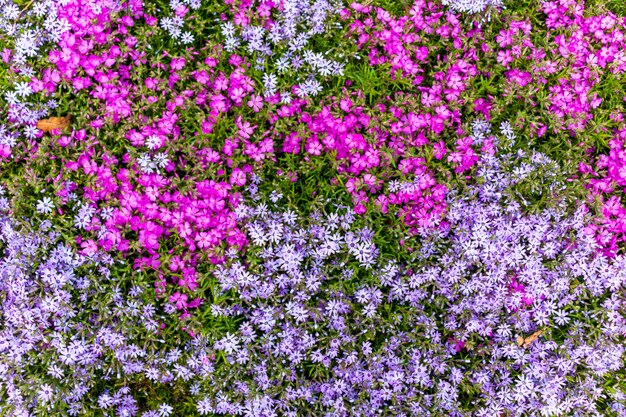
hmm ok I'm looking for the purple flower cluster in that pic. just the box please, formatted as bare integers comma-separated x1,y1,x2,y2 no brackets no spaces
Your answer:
219,0,345,97
159,0,201,44
196,121,626,416
441,0,503,14
416,135,626,415
0,186,218,416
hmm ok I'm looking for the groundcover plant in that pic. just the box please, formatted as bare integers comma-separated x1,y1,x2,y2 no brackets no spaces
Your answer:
1,0,626,415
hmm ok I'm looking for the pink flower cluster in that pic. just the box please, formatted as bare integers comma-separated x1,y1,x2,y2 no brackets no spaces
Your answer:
494,0,624,136
279,92,454,229
583,128,626,256
22,0,255,317
16,0,494,314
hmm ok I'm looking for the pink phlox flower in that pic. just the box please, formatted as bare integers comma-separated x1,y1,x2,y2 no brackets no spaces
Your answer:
170,292,188,309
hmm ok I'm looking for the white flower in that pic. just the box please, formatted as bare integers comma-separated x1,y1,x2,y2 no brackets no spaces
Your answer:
170,0,184,9
146,135,161,150
15,31,39,58
387,180,401,193
302,49,315,64
317,59,333,77
158,403,173,417
2,3,19,20
4,91,19,105
23,125,39,140
270,190,283,203
74,215,91,229
220,22,236,37
89,2,103,13
168,27,182,39
276,56,291,73
224,36,240,52
234,203,251,220
268,26,283,44
197,398,213,415
97,225,108,240
36,197,55,214
14,82,32,98
262,73,278,97
304,77,323,96
100,207,115,220
77,202,97,219
137,153,157,173
154,152,170,169
180,32,194,44
280,91,292,104
294,85,309,98
282,209,297,226
500,121,516,140
186,0,201,10
32,2,48,16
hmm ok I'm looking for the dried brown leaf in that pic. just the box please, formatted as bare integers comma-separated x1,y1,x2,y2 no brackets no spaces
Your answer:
36,115,71,133
516,330,543,349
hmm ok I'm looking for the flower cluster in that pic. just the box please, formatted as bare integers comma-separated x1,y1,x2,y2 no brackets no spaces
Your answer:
195,123,626,415
1,0,494,317
159,0,200,43
441,0,503,14
0,0,70,67
0,184,222,416
441,0,626,256
219,0,346,97
1,0,626,413
0,0,72,155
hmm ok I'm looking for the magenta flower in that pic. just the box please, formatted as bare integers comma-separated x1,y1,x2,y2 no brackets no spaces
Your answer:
247,94,263,112
230,168,246,187
169,292,188,310
80,239,98,256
